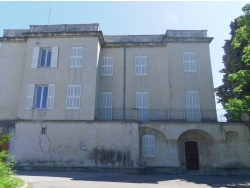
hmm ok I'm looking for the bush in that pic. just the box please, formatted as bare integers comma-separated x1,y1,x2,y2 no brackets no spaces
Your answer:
0,135,24,188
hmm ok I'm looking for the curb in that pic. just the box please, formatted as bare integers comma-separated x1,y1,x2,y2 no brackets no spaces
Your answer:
20,181,30,188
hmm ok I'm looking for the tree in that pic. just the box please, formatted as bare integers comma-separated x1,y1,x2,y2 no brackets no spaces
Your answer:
215,4,250,121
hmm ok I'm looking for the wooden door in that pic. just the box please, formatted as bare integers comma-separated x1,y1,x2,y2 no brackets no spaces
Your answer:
185,141,199,170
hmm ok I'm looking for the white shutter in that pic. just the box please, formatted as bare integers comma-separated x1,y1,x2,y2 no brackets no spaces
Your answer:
47,84,55,109
135,56,147,76
136,92,149,121
26,85,35,109
101,57,113,76
142,135,155,157
31,47,40,68
136,92,149,109
70,47,83,68
66,85,81,109
51,46,58,67
100,92,113,120
183,52,196,72
186,91,201,122
100,92,113,108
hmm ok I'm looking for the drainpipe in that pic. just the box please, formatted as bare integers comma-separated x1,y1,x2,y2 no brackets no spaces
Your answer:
123,47,126,120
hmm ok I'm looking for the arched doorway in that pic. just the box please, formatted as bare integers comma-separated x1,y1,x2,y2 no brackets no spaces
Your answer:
178,129,213,172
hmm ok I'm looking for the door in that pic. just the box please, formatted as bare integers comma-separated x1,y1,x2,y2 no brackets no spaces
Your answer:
185,141,199,170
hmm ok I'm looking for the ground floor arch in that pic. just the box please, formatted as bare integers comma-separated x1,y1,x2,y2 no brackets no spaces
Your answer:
178,129,213,172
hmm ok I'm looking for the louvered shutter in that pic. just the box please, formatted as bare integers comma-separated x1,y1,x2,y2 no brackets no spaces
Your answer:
100,92,113,120
136,92,149,109
66,85,81,109
47,84,55,109
26,85,35,109
142,135,155,157
31,47,40,68
183,52,196,72
186,91,201,122
51,46,58,68
135,56,147,75
136,92,149,121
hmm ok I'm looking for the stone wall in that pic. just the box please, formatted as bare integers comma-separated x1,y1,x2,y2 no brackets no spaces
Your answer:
10,121,250,173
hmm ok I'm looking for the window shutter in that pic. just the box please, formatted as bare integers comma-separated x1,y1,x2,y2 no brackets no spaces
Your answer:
135,56,147,76
100,92,113,120
186,91,201,122
26,85,35,109
66,85,81,109
51,46,58,67
183,52,196,72
136,92,149,109
31,47,40,68
47,84,55,109
142,135,155,157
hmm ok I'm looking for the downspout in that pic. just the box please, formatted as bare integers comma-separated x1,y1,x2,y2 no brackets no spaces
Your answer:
123,47,126,120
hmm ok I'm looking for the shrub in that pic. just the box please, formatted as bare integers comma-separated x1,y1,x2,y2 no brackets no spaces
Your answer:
0,135,24,188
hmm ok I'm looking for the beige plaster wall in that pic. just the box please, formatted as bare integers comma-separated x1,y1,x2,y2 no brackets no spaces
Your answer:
10,122,139,167
98,46,170,110
0,42,26,119
168,43,216,111
16,36,100,121
139,123,250,168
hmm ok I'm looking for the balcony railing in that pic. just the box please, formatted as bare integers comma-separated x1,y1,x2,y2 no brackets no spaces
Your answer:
95,108,227,123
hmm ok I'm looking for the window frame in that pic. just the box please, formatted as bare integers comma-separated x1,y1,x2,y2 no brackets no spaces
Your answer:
135,56,148,76
38,48,52,68
183,52,197,72
101,57,114,76
26,84,55,110
31,46,58,68
66,84,81,109
34,85,49,109
69,46,84,68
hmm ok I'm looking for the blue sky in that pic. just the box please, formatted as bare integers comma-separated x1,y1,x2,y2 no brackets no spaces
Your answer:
0,1,248,108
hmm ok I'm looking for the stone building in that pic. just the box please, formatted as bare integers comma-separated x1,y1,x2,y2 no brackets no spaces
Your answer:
0,24,249,174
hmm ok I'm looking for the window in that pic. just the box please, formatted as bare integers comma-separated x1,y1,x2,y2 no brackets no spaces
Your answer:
31,46,58,68
183,52,196,72
136,92,149,121
26,84,55,109
100,92,113,120
66,85,81,109
142,135,155,157
70,47,84,68
135,56,147,76
101,57,113,76
186,91,201,122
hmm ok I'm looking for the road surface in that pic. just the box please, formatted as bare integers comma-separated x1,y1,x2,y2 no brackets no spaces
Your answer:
17,170,250,188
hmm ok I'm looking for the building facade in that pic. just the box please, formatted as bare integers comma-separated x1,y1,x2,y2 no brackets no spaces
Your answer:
0,24,249,174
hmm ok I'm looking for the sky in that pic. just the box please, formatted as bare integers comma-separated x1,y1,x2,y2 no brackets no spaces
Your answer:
0,1,248,109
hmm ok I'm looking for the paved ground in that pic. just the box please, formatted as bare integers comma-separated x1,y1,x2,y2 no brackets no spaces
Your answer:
17,170,250,188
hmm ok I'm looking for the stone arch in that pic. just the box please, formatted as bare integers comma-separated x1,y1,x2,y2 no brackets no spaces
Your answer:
139,126,168,167
178,129,213,172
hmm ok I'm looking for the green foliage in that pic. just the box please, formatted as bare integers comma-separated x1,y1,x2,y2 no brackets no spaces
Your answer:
0,135,24,188
216,4,250,121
